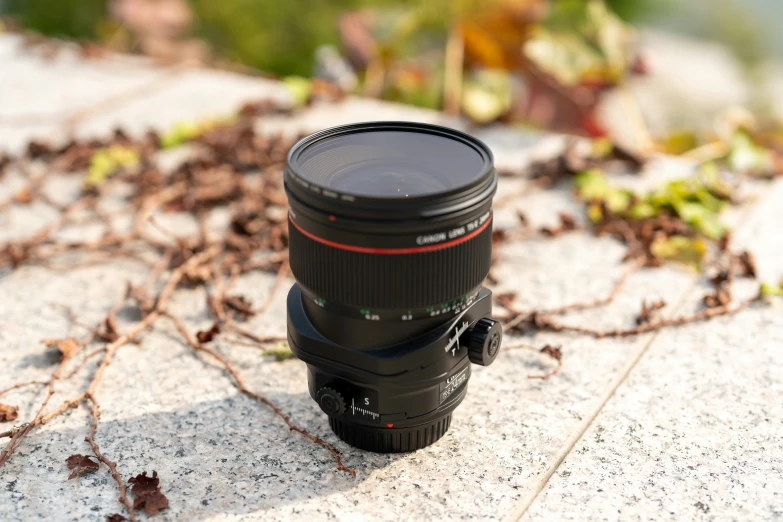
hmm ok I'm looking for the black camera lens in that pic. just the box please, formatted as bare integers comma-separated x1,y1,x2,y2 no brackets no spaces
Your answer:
285,122,501,453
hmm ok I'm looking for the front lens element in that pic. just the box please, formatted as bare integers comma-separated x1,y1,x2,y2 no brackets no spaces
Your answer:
295,130,486,199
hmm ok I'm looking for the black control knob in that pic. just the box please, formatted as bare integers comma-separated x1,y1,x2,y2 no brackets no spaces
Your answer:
465,318,502,366
315,386,346,415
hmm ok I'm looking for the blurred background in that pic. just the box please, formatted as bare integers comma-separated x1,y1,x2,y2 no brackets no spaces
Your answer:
2,0,783,144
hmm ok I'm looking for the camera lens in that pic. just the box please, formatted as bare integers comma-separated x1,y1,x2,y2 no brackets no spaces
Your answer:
285,122,501,453
286,122,496,346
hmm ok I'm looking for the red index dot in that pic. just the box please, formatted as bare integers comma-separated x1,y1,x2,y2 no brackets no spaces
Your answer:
385,423,394,428
328,215,336,222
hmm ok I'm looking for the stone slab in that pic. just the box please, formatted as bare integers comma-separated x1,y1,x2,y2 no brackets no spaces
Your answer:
0,31,780,522
0,34,174,153
523,178,783,521
0,159,715,522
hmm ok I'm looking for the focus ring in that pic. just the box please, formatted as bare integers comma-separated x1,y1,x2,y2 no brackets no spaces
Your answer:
288,219,492,309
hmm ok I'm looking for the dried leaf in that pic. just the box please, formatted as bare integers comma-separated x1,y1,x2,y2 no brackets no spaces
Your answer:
12,187,33,204
135,489,169,515
0,403,19,422
129,471,160,496
129,471,169,515
636,299,666,325
736,251,757,278
703,288,731,309
196,323,220,344
41,338,79,359
540,212,578,237
127,283,155,316
710,270,731,288
539,344,562,361
223,295,255,321
66,454,99,480
106,515,128,522
101,316,120,342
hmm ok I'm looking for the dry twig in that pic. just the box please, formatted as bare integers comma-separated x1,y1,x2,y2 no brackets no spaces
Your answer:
163,312,355,476
502,256,645,333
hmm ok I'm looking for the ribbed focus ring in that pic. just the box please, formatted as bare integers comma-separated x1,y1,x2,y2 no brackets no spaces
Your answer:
288,221,492,309
329,414,452,453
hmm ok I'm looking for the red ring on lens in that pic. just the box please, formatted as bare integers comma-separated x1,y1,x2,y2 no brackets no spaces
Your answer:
288,215,492,255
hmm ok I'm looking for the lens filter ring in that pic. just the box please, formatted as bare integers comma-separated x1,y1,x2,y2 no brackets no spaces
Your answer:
285,121,495,220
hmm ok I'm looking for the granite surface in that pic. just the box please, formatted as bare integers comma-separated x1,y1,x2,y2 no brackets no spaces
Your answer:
0,31,781,522
523,180,783,522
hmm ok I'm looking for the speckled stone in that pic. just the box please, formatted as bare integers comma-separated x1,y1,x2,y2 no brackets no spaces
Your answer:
523,178,783,522
1,32,781,522
0,34,170,153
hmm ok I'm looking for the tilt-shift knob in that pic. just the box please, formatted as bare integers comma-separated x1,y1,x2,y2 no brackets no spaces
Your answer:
465,318,502,366
315,386,346,415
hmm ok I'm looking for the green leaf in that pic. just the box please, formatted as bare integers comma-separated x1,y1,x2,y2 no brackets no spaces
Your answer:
759,282,783,297
650,235,707,268
659,130,698,155
159,114,237,149
84,146,139,188
265,343,293,361
699,162,733,200
627,202,657,220
524,0,632,87
574,161,733,242
573,170,630,212
728,130,776,175
590,137,614,158
282,76,312,107
672,201,726,239
461,69,512,124
586,202,603,223
160,121,201,149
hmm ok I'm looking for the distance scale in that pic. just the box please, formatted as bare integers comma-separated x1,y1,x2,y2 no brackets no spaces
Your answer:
302,288,482,323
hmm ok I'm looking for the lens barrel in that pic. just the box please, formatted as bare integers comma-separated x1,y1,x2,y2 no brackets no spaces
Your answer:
285,122,500,452
286,122,496,348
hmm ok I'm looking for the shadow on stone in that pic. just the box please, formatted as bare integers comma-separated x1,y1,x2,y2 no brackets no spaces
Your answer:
18,349,61,369
12,392,407,521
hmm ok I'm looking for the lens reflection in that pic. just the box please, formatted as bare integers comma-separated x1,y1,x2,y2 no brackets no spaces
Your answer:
296,130,485,198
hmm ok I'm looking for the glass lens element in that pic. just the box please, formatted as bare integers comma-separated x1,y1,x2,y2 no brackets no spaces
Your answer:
296,130,485,198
